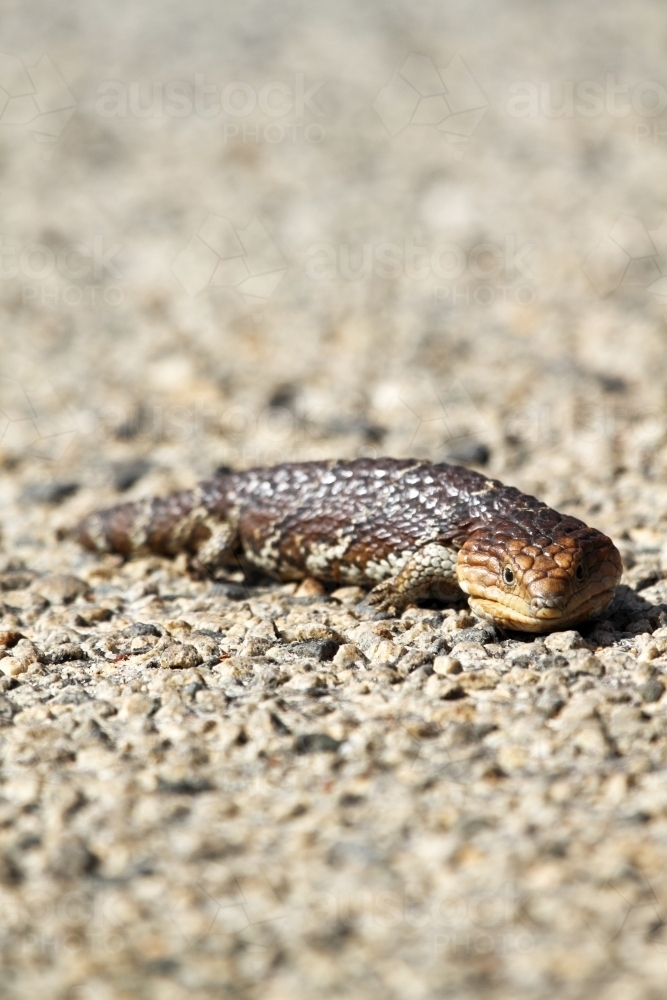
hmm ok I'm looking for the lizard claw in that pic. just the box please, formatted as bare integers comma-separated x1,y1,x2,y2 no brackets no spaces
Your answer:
365,580,400,614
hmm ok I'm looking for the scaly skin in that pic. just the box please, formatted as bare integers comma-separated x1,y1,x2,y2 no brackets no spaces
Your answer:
75,458,623,632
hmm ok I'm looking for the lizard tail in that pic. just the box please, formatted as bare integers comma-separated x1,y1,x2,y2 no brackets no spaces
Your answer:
75,480,228,559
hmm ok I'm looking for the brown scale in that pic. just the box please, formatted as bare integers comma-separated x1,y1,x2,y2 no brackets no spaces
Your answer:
74,458,623,632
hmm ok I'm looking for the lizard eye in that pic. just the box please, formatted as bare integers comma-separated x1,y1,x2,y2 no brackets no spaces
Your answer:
576,564,585,581
502,566,515,586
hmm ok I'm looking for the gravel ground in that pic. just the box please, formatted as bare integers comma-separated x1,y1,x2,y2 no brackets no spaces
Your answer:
3,1,667,997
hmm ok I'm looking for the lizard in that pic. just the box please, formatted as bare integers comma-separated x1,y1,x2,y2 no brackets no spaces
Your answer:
74,457,623,632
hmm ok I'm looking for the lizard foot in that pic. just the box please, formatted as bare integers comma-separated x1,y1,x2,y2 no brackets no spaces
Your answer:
365,580,404,615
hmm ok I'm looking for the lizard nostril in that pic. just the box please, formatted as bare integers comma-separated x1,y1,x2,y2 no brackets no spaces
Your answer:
531,595,567,610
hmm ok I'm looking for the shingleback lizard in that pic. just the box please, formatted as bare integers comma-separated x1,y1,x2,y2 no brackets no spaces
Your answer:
75,458,623,632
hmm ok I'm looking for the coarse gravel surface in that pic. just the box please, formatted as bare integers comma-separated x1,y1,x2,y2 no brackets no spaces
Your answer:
3,1,667,998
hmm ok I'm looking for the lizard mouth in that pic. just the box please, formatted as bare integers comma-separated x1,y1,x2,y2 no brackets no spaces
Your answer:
461,585,618,633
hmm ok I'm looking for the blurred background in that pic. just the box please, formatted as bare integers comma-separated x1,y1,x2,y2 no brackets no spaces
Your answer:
2,0,667,551
3,4,667,999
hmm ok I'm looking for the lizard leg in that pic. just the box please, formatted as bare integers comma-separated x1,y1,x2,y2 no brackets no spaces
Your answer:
366,542,460,613
189,518,240,578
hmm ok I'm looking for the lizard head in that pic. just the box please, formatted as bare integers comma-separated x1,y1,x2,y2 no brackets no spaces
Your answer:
455,514,622,633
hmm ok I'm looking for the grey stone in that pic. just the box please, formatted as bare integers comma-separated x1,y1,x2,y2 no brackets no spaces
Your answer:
449,626,498,646
46,644,87,664
123,622,162,638
639,679,664,703
295,733,342,753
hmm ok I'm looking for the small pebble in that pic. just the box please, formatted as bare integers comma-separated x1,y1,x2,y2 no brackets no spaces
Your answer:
433,655,463,676
639,679,664,703
544,630,586,652
159,643,203,669
332,643,366,667
294,578,326,597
